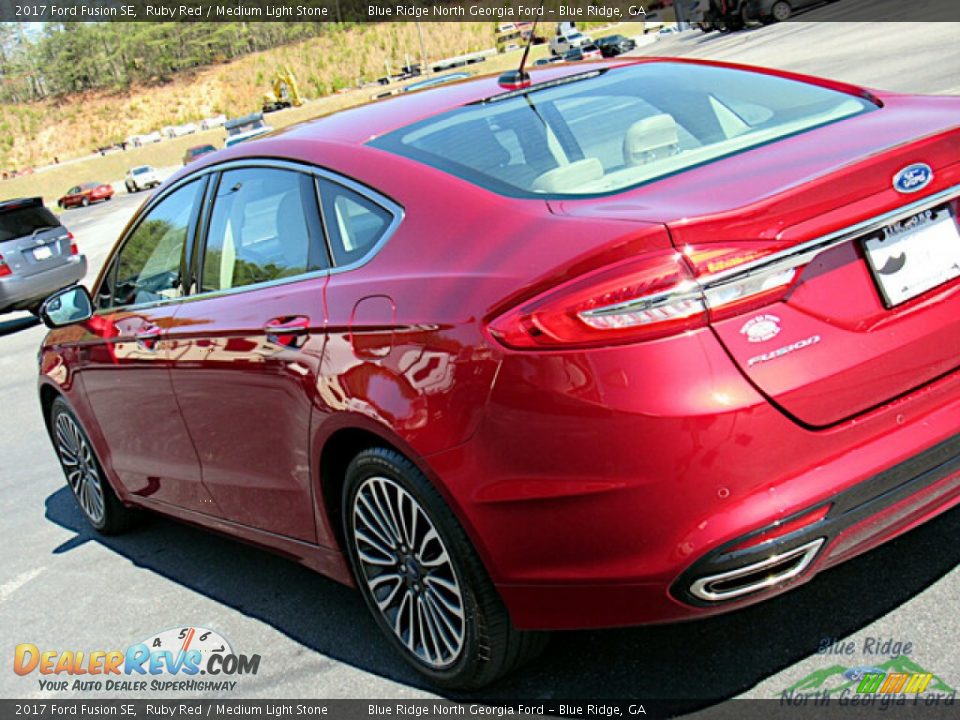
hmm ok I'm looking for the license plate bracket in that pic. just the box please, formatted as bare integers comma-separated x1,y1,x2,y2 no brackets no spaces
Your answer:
32,245,54,261
862,206,960,308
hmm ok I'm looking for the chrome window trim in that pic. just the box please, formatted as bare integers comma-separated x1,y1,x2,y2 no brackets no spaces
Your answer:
94,157,404,314
582,182,960,321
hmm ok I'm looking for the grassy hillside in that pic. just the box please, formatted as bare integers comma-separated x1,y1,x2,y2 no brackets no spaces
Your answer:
0,21,644,204
2,23,501,170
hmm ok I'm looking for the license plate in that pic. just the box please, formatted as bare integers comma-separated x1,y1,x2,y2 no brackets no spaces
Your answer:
863,206,960,307
33,245,53,261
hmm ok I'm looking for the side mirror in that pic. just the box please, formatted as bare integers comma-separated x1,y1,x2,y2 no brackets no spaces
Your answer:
39,285,93,329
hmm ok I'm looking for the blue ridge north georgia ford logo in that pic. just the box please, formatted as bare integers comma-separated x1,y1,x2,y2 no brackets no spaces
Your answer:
893,163,933,194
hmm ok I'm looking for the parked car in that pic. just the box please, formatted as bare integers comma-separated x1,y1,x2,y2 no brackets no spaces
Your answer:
562,44,602,62
124,165,162,193
57,182,113,209
200,114,227,131
223,113,273,148
533,56,563,67
549,24,592,56
182,144,217,165
138,131,163,145
596,34,637,57
749,0,832,23
37,58,960,690
0,197,85,314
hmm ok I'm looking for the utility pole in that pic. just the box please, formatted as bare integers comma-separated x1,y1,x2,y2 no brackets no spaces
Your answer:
416,21,428,75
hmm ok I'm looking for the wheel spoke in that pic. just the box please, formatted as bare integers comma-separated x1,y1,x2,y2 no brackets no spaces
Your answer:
354,526,395,560
426,583,465,622
358,493,399,548
423,592,460,656
370,480,403,547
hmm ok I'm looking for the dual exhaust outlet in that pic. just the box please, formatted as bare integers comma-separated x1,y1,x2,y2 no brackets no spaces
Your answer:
689,538,825,602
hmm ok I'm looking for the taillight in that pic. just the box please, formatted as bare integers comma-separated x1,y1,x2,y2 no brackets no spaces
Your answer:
68,232,78,255
0,256,10,277
488,249,706,349
488,241,803,350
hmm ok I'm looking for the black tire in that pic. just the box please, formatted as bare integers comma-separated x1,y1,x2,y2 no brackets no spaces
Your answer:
81,197,90,207
342,447,548,689
49,397,138,535
125,182,133,193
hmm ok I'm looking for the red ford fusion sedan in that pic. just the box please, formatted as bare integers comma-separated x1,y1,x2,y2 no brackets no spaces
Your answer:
37,58,960,688
57,182,115,209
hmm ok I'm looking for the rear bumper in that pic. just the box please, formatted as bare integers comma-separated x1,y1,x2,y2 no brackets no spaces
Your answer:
424,328,960,630
0,255,87,310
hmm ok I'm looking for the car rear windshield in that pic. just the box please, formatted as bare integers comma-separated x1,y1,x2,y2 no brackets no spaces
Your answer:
0,205,60,242
370,63,876,198
132,166,151,175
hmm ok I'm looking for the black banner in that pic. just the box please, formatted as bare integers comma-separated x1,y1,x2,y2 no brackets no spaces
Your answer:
1,699,960,719
1,0,960,23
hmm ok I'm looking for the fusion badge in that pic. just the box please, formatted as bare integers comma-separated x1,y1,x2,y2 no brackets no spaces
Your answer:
748,335,821,367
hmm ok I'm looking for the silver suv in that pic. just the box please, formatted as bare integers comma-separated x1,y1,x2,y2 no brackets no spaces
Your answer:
0,198,87,314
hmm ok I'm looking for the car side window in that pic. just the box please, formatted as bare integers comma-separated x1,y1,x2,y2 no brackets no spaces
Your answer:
200,167,328,293
104,180,204,309
317,179,393,267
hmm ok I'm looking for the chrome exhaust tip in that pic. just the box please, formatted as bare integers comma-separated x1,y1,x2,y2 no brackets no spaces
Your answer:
689,538,825,602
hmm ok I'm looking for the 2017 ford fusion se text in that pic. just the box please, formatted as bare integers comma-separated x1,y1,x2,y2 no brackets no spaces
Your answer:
36,58,960,688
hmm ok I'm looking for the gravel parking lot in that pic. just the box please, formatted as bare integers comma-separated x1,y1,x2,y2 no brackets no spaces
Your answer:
2,21,959,706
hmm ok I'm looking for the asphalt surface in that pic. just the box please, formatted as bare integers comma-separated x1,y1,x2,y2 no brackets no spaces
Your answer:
2,21,960,706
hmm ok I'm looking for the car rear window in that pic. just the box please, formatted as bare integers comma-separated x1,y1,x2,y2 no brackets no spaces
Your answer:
0,205,60,242
370,62,876,198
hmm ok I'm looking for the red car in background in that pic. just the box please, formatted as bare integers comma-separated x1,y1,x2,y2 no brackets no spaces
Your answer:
57,182,114,208
35,58,960,688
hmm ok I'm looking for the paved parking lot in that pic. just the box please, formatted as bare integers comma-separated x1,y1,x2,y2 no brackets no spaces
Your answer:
2,21,959,705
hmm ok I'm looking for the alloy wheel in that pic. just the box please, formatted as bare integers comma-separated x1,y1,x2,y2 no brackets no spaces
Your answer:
55,413,105,524
351,476,466,669
772,1,792,21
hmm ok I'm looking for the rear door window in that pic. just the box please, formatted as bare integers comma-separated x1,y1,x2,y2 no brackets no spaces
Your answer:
317,179,394,267
0,205,60,243
200,167,328,293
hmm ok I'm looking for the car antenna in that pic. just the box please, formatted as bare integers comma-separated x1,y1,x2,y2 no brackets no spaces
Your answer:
498,14,544,90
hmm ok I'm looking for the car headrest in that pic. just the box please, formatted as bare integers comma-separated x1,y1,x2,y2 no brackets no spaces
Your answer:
532,158,603,194
622,114,680,166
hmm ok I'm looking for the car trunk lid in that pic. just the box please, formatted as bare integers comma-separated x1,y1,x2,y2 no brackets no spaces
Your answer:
550,95,960,427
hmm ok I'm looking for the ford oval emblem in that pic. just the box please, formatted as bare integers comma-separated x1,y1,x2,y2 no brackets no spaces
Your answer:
893,163,933,194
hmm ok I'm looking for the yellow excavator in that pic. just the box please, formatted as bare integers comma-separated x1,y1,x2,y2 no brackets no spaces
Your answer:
262,67,304,113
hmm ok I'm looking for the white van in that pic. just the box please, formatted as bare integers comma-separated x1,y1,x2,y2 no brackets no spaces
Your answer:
549,23,592,56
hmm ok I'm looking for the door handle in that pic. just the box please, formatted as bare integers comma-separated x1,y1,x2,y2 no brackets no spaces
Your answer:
264,316,310,347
